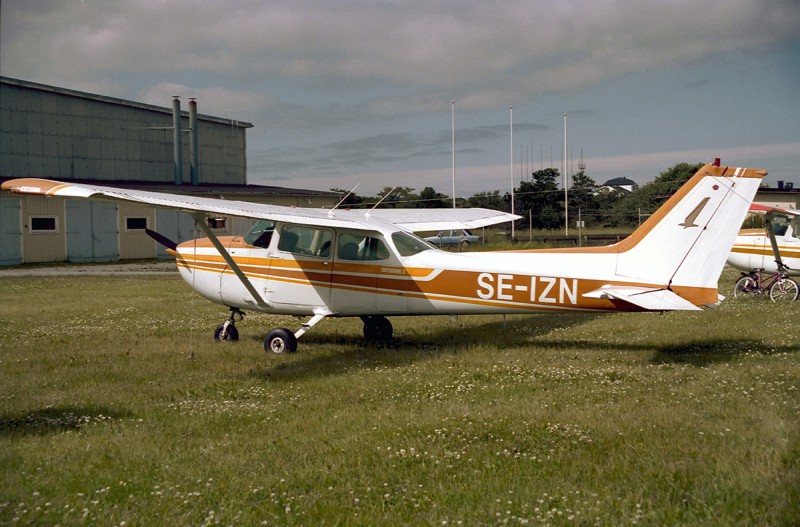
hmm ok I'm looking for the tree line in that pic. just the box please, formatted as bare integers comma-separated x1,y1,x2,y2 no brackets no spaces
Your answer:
332,162,705,229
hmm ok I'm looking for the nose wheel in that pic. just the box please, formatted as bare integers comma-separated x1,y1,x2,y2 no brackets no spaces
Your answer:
214,307,244,342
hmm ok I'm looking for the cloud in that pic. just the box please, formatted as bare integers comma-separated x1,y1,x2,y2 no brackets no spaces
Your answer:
3,0,798,117
255,142,800,195
137,83,274,121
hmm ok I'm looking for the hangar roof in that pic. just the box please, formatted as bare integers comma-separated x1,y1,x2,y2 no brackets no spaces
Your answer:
1,76,253,128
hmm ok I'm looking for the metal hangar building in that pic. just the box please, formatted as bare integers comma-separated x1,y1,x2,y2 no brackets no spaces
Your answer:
0,76,338,265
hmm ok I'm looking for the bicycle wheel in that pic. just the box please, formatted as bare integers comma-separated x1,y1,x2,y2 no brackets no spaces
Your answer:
733,276,758,298
769,277,799,302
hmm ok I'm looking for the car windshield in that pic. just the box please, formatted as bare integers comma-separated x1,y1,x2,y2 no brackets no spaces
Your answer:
392,232,436,257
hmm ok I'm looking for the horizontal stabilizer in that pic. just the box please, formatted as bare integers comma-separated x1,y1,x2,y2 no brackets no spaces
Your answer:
583,286,702,311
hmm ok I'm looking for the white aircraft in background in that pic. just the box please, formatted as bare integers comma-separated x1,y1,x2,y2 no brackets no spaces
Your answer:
727,204,800,275
2,161,765,353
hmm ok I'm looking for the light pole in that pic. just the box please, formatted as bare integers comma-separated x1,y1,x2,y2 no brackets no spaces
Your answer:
451,100,456,208
510,106,515,239
563,112,569,236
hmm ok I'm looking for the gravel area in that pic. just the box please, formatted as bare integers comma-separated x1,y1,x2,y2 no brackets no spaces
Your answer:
0,260,178,276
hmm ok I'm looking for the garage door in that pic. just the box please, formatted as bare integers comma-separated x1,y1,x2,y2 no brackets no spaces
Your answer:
0,199,22,265
66,200,119,262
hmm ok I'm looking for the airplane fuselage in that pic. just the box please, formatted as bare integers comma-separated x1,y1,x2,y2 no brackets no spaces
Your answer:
174,224,717,319
727,226,800,275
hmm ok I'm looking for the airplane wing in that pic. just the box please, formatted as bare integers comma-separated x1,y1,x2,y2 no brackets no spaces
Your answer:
0,178,520,231
749,204,800,217
583,286,703,311
359,208,521,231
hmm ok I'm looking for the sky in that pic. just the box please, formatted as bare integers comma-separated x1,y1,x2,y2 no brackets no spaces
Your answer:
1,0,799,197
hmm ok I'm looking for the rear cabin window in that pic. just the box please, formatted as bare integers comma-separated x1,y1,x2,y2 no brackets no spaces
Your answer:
337,233,389,261
278,225,333,258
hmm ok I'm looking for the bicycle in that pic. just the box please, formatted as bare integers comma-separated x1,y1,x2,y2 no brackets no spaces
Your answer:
733,263,799,302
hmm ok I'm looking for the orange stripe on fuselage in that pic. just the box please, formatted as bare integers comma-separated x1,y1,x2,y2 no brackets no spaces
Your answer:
176,254,717,312
730,245,800,258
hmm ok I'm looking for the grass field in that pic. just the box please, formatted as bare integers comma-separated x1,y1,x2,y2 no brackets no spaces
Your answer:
1,266,798,525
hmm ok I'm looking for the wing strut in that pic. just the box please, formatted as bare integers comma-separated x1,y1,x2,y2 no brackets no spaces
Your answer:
191,213,270,309
764,215,785,269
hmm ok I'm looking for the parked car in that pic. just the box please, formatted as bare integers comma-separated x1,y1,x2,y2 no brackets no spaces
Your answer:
423,229,481,247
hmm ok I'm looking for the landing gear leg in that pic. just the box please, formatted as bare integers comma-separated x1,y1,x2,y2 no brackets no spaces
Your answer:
214,307,244,342
361,315,393,344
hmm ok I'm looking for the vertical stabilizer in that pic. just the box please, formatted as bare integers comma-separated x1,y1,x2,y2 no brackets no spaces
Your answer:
613,164,765,292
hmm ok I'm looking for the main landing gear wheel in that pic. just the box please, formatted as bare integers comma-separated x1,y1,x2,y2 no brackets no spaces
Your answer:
265,328,298,353
361,315,393,344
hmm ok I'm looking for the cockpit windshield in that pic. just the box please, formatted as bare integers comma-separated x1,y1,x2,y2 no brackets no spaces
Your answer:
243,220,275,248
391,232,436,257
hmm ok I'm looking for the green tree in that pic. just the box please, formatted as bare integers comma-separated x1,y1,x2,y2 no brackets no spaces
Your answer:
330,188,365,207
418,186,448,208
568,170,600,227
467,190,507,211
516,167,562,229
378,187,419,209
609,162,704,227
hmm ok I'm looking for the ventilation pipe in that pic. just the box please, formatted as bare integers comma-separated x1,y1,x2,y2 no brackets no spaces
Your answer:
172,96,183,185
189,98,199,185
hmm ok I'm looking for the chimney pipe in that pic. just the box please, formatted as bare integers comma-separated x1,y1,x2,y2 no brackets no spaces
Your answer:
189,98,199,186
172,96,183,185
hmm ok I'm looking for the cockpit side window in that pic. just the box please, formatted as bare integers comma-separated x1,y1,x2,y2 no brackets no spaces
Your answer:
278,225,333,257
243,220,275,248
337,233,390,261
771,217,789,236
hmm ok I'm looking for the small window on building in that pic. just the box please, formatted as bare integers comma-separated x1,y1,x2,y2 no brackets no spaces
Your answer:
126,217,148,231
207,217,227,230
29,216,58,234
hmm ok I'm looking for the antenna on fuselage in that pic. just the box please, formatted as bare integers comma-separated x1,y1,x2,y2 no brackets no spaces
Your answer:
328,184,360,216
365,187,396,218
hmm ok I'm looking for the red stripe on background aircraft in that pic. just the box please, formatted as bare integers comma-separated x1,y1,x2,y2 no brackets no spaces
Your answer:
727,204,800,275
2,161,766,352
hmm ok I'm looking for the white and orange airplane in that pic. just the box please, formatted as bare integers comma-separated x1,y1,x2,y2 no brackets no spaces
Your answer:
2,161,765,352
727,204,800,275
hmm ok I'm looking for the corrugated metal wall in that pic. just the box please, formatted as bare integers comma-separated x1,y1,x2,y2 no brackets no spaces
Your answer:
0,78,340,265
1,81,249,185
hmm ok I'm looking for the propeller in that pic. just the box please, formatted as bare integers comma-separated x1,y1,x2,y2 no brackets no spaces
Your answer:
145,228,178,251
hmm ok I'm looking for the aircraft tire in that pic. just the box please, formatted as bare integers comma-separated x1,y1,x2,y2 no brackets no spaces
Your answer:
769,278,799,302
362,316,393,343
214,323,239,341
265,328,298,353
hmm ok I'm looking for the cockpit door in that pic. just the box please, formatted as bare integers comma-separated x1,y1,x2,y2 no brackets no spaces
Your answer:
265,224,334,310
